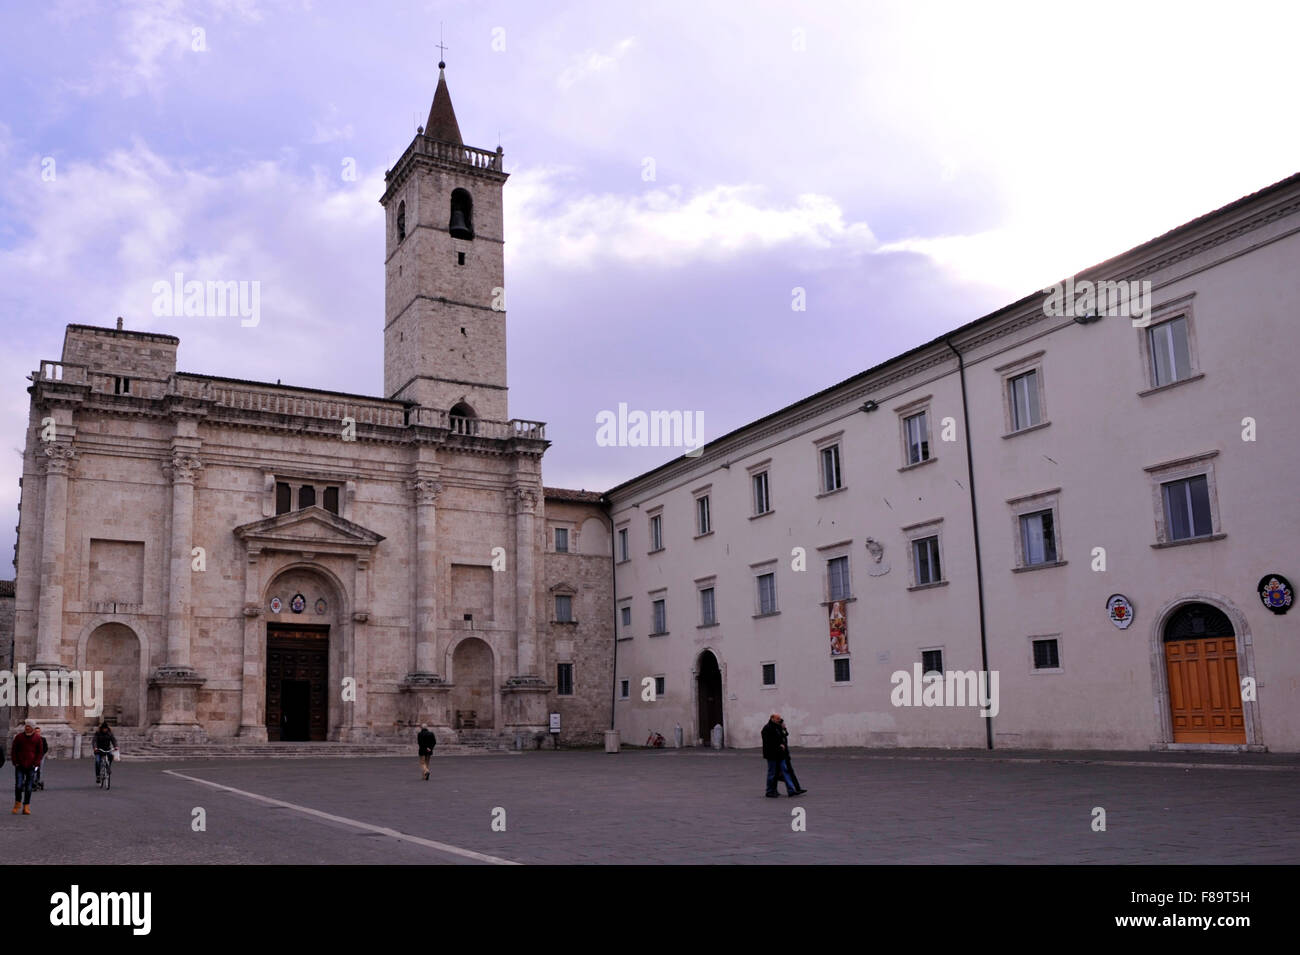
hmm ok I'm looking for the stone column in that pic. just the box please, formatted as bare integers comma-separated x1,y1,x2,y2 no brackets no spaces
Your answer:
33,444,77,669
408,478,441,676
502,484,549,735
238,546,267,740
149,449,206,742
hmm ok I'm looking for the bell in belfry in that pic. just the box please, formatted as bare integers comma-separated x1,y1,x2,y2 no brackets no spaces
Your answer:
449,207,473,239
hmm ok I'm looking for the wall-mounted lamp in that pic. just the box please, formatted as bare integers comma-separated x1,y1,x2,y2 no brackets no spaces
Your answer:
860,400,878,413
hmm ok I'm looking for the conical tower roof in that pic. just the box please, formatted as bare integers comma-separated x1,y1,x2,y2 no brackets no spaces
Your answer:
424,63,463,145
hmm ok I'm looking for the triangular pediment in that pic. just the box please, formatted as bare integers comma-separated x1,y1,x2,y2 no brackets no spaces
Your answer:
234,506,385,552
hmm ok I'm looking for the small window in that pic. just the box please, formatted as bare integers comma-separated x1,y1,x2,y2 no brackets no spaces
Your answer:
761,663,776,686
113,376,131,395
821,444,842,492
298,485,316,509
620,605,631,628
649,515,663,552
323,486,340,515
1032,639,1060,670
654,676,666,697
700,587,716,626
652,599,666,635
555,528,569,553
1162,475,1212,541
756,573,777,615
827,556,851,601
457,251,466,266
620,679,629,700
1148,315,1191,387
753,472,771,515
555,594,573,623
922,649,943,675
833,658,851,683
904,412,929,464
696,495,711,535
1019,509,1057,565
275,482,292,515
913,536,942,585
618,528,629,562
1008,371,1041,431
556,663,574,695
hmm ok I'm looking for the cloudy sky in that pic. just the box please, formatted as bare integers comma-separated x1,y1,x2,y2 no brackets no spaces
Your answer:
1,0,1297,569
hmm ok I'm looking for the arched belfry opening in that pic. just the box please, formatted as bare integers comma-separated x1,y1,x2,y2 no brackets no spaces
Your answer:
449,188,474,239
449,401,478,435
396,200,406,242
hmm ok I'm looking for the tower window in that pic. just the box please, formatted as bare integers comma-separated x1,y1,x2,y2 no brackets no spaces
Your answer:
396,200,406,242
457,251,465,266
449,188,474,240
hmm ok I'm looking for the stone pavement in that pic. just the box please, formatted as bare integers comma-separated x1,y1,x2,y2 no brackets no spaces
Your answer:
7,747,1299,864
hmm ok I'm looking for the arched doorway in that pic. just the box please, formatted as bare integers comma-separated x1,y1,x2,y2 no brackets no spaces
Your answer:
696,650,723,746
263,566,341,742
85,623,143,728
451,638,494,729
1163,602,1246,744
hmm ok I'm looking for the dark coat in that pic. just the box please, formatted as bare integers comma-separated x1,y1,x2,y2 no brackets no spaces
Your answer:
11,730,43,770
94,728,117,752
761,720,786,760
417,729,436,756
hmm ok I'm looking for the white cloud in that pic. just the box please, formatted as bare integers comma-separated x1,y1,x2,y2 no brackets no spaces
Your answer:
506,167,877,270
557,36,636,90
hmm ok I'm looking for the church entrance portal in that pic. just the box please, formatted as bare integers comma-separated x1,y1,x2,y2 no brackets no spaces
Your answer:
266,625,329,741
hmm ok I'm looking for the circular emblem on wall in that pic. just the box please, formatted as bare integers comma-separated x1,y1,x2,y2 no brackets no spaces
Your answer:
1258,574,1293,615
1106,594,1135,629
290,593,307,614
315,598,327,615
269,596,282,614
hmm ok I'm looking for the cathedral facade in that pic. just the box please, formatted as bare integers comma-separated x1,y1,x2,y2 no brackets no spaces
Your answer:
9,68,613,750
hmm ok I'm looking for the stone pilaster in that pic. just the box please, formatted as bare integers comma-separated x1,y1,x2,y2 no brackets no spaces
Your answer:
505,484,549,732
149,448,206,742
406,477,441,678
238,546,267,740
33,444,76,670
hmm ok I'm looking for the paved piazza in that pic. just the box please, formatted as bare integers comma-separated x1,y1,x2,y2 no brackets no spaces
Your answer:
8,749,1298,865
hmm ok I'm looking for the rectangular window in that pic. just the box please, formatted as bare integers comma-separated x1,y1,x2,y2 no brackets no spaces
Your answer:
620,606,632,628
555,527,569,553
1008,371,1041,431
913,536,941,585
298,485,316,509
696,495,711,535
922,649,943,675
275,482,292,515
323,486,340,514
1019,509,1057,565
649,515,663,551
1162,475,1212,541
113,376,131,395
753,472,771,515
555,594,573,623
652,599,666,635
833,658,851,683
618,527,629,562
821,445,842,492
904,412,930,464
827,555,851,601
620,679,629,700
556,663,574,695
1032,639,1060,670
757,573,777,615
762,663,776,686
700,587,716,626
1149,316,1191,387
654,676,666,697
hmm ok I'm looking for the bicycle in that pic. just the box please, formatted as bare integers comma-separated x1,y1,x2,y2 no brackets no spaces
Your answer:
95,748,114,790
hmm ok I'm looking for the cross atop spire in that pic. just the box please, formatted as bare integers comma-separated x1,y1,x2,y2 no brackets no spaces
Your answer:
437,22,448,69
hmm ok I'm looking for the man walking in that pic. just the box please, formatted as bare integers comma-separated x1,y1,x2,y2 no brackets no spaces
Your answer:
761,713,803,798
11,719,43,815
417,725,436,780
777,716,806,795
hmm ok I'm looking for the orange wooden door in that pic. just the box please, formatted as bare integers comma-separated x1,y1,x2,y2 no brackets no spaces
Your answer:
1165,636,1246,744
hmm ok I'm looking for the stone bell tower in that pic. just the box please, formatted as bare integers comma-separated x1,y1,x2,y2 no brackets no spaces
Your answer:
380,61,509,421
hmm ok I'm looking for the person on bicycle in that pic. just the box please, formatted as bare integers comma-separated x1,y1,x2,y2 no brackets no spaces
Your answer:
93,722,117,785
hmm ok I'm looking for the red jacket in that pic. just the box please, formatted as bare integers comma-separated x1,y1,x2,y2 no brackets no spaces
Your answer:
10,730,43,770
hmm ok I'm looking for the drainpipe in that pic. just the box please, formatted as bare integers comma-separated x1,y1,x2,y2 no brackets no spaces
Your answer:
945,337,994,750
605,498,618,734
